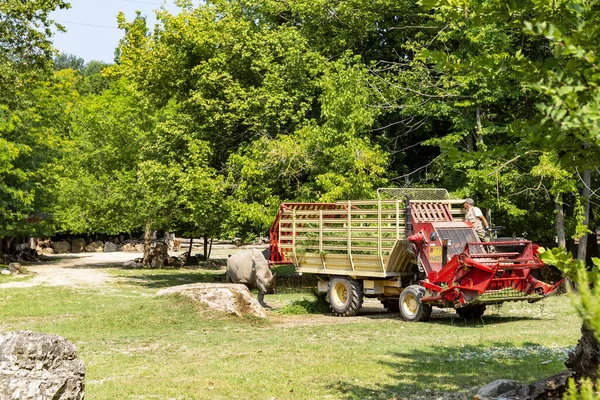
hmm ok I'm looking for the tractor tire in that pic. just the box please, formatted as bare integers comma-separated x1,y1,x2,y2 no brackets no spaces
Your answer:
328,277,363,317
381,299,400,313
399,285,432,322
456,304,487,319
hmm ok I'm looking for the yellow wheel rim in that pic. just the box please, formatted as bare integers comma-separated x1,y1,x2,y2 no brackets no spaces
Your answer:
402,293,418,316
333,282,348,307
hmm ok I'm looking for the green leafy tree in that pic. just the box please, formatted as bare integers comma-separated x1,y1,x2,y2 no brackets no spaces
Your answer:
54,53,85,71
0,0,72,252
109,1,388,240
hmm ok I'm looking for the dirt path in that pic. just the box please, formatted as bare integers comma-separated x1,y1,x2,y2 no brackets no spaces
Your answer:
0,252,141,288
0,244,257,289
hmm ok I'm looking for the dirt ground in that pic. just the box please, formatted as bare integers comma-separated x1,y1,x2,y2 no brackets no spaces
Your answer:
0,244,262,289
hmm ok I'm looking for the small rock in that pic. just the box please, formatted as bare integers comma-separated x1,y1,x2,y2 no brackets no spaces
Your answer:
1,269,11,275
540,360,552,365
477,380,522,398
8,262,21,274
122,261,138,268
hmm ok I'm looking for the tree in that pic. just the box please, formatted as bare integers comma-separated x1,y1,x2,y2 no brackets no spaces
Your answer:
54,53,84,72
107,1,389,240
0,0,73,252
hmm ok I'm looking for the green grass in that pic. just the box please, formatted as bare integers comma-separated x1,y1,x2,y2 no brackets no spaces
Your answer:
0,266,582,400
0,269,34,284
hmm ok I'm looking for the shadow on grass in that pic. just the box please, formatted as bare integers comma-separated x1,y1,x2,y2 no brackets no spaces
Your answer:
428,311,540,327
330,342,567,399
119,271,228,289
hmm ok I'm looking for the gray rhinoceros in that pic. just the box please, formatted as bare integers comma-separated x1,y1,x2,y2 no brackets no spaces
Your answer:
226,249,276,307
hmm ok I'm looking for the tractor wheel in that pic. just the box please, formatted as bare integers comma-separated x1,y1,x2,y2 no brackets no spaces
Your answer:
381,299,400,312
328,277,363,317
399,285,432,322
456,304,487,319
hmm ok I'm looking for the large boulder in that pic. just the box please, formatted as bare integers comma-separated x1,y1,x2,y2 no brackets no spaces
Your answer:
0,331,85,399
85,241,104,253
122,243,138,252
157,283,267,318
103,242,119,252
71,239,86,253
51,241,71,254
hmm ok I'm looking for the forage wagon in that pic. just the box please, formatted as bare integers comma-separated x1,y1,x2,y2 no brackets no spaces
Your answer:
267,188,562,321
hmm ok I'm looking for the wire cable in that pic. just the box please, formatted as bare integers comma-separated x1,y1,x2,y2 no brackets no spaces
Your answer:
55,20,120,30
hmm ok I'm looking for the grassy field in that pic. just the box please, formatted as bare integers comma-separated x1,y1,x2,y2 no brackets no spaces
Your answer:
0,265,581,400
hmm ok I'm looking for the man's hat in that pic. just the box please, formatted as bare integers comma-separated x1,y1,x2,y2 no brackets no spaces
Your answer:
464,198,475,205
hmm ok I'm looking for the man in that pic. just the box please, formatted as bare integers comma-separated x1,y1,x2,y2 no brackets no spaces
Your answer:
463,198,490,241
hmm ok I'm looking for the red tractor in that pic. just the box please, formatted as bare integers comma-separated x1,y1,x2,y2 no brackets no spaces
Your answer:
269,189,562,321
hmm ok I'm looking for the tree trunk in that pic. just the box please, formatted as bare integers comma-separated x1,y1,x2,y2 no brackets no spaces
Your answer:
203,235,208,259
586,206,599,265
207,238,213,260
143,222,152,266
555,193,566,249
187,237,193,259
475,105,484,149
577,169,591,262
566,323,600,381
465,108,473,152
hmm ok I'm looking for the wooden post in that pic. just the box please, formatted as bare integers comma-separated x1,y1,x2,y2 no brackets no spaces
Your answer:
347,201,355,271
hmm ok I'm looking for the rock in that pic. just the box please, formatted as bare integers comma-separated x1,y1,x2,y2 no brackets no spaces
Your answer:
477,380,523,398
42,247,55,255
1,269,11,275
0,330,85,399
122,243,138,252
135,243,144,252
157,283,268,318
123,260,138,268
52,240,71,254
168,256,183,267
71,238,86,253
104,242,119,252
8,262,21,274
85,241,104,253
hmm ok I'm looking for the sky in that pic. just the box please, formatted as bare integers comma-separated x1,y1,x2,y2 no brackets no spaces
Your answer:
50,0,189,64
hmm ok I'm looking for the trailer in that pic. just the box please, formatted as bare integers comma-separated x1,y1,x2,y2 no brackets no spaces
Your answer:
268,188,563,321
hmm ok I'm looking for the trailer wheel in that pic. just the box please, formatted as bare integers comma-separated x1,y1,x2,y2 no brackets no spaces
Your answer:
328,277,363,317
456,304,486,319
399,285,432,322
